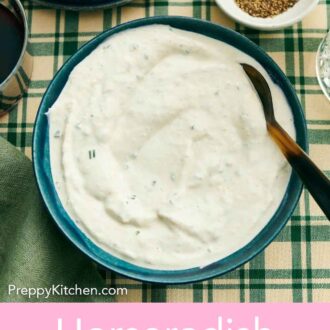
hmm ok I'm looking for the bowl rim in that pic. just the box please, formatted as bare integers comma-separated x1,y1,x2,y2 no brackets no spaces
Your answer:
32,0,132,11
33,16,307,284
215,0,319,31
316,32,330,102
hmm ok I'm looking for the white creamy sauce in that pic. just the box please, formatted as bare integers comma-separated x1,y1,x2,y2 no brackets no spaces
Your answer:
48,25,295,270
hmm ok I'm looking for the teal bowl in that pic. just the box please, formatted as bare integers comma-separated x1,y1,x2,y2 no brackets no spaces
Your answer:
33,16,307,284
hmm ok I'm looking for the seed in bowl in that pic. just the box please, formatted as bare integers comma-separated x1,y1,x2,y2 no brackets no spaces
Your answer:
235,0,299,18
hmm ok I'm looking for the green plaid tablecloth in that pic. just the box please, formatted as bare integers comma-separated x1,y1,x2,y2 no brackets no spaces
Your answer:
1,0,330,302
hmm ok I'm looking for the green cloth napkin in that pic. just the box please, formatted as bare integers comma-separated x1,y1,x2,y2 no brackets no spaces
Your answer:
0,137,112,302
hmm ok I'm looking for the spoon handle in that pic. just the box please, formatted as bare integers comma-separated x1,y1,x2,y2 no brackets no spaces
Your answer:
268,122,330,220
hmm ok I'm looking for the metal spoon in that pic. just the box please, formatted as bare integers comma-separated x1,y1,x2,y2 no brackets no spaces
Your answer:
241,63,330,220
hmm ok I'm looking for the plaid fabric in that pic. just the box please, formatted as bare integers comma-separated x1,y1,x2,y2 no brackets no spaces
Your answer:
1,0,329,302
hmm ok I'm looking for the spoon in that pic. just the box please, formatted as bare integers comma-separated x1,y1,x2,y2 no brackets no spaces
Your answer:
241,63,330,220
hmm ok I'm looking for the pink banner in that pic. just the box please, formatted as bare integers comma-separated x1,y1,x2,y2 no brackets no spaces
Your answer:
0,303,327,330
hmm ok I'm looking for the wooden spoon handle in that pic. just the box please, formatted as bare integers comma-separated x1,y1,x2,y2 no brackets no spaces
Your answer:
268,121,330,220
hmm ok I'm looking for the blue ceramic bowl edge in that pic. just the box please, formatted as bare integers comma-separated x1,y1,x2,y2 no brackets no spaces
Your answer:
32,16,307,284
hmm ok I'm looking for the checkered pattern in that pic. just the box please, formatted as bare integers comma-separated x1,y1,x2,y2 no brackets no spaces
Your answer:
1,0,329,302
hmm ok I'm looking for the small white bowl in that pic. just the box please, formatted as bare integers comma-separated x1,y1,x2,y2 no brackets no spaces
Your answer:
215,0,319,31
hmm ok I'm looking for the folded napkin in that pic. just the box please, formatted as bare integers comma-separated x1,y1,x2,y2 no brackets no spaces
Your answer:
0,137,112,302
